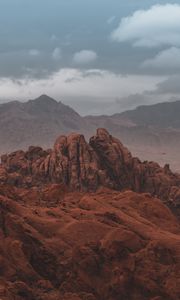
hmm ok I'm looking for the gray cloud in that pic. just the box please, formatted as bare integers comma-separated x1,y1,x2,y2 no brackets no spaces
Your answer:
115,93,151,111
141,47,180,73
155,75,180,94
0,68,163,109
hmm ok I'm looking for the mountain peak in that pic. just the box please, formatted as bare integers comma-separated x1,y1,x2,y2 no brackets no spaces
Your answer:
32,94,58,105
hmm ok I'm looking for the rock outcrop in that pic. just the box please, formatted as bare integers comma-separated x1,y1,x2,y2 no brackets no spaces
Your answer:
0,129,180,299
0,187,179,300
0,129,180,214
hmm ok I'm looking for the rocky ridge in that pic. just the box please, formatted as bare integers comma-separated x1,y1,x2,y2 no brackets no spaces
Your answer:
0,129,180,299
0,129,180,215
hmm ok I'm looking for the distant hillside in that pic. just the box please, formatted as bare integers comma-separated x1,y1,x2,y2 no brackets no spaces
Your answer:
85,100,180,172
0,95,87,153
0,95,180,172
85,99,180,130
117,100,180,128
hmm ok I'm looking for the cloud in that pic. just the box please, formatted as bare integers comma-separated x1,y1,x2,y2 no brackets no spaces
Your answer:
29,49,40,56
115,93,151,111
114,75,180,112
154,75,180,95
0,68,164,106
73,50,97,65
142,47,180,71
111,4,180,47
52,47,62,60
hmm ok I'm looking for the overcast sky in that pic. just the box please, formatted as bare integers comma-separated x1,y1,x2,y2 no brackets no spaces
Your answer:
0,0,180,115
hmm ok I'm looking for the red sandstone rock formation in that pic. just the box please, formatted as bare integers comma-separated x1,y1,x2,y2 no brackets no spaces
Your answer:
0,129,180,214
0,129,180,299
0,187,179,300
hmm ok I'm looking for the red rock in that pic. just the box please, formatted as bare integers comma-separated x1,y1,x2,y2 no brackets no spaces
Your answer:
1,129,180,215
1,130,180,299
0,188,179,299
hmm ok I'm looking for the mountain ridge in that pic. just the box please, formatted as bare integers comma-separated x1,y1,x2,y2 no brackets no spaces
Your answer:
0,95,180,172
114,99,180,128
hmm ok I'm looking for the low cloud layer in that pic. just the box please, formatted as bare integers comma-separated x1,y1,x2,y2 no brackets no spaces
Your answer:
154,75,180,95
111,4,180,48
0,68,163,112
1,68,180,115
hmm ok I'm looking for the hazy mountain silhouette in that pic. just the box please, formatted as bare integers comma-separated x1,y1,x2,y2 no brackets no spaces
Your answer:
0,95,87,152
118,100,180,128
0,95,180,171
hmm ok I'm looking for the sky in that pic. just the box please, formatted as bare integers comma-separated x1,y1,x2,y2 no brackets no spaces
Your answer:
0,0,180,115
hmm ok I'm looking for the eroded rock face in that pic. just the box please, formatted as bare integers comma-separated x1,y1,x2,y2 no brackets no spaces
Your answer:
89,128,134,190
49,133,102,191
0,129,180,299
0,188,179,300
0,129,180,213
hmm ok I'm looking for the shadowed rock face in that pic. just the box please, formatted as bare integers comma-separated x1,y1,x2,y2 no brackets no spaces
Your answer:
0,129,180,214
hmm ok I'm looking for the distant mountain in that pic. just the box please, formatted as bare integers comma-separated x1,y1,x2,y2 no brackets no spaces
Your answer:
0,95,87,153
0,95,180,172
85,100,180,172
85,99,180,132
86,101,180,149
117,100,180,128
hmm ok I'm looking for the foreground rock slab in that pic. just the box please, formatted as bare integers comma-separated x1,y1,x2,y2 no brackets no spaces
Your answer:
0,186,179,300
